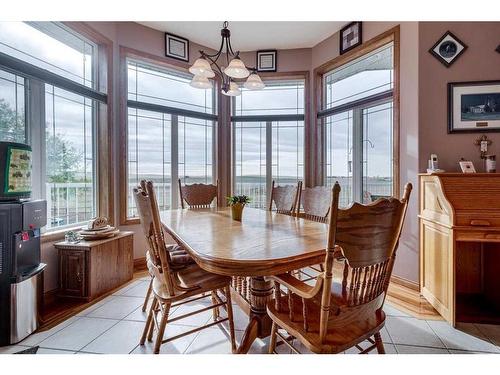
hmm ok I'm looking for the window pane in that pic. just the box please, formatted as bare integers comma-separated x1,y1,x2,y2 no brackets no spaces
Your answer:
362,101,393,203
0,22,95,88
272,121,304,185
0,69,26,142
127,108,172,217
128,61,215,114
45,84,96,229
325,111,353,207
234,81,304,116
324,43,393,109
178,116,213,184
234,121,267,209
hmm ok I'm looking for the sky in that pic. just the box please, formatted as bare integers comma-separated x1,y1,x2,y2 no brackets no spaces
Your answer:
0,21,393,186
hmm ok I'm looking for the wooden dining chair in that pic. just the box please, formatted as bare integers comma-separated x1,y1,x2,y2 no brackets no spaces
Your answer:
179,179,218,209
267,182,412,354
294,185,332,281
268,180,301,216
133,180,236,354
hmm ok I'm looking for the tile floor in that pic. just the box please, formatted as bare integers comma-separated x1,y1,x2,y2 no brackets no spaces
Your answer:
1,276,499,355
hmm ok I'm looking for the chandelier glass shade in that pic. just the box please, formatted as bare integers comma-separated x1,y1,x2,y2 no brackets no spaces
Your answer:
189,21,265,96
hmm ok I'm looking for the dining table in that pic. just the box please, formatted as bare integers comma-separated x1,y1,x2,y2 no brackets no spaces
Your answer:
160,206,328,353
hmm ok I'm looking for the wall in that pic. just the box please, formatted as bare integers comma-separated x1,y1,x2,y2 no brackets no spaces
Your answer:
311,22,421,283
419,22,500,172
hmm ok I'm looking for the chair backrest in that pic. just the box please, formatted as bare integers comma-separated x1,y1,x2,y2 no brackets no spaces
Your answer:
133,180,177,296
268,180,301,215
178,179,218,209
318,182,412,341
296,185,331,223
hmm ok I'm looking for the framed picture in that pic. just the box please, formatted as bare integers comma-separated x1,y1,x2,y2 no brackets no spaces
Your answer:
429,31,467,67
256,50,277,72
165,33,189,62
339,22,362,55
448,80,500,133
459,160,476,173
496,44,500,53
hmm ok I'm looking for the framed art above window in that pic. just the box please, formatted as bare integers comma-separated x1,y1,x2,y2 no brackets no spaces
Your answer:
339,22,362,55
256,50,277,72
165,32,190,62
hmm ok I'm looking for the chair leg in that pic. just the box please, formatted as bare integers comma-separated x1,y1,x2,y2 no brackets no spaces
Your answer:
142,278,153,312
268,322,279,354
224,286,237,353
211,290,220,321
153,302,171,354
147,298,158,342
140,296,156,345
374,331,385,354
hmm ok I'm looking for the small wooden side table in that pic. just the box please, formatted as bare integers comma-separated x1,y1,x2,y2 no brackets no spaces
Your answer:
54,231,134,301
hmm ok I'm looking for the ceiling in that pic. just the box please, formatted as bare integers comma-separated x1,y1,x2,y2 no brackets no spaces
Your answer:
139,21,346,51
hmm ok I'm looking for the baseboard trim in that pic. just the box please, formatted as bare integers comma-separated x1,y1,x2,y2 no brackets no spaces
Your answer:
134,257,147,272
390,275,419,291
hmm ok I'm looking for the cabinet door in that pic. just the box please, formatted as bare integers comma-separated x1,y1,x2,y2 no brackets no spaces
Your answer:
60,250,87,298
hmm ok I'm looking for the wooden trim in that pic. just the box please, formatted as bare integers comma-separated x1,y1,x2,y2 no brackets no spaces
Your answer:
133,257,147,272
390,275,419,291
313,26,401,197
387,278,441,320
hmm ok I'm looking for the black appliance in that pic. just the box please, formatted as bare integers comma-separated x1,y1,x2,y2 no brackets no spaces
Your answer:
0,199,47,346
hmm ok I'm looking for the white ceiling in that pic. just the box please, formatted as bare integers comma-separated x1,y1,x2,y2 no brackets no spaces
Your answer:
139,21,346,51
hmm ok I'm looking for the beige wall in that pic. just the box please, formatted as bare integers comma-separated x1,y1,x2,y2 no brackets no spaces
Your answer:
419,22,500,172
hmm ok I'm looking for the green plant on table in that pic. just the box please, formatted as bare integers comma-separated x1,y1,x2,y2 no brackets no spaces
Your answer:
226,195,251,206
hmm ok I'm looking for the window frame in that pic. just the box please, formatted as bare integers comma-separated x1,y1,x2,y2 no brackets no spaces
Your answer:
0,21,113,237
314,26,400,199
119,46,219,224
230,72,309,208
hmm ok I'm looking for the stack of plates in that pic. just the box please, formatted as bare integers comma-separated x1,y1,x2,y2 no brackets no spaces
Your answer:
80,225,120,240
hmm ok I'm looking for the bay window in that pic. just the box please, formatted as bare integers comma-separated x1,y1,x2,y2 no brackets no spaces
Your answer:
232,79,305,208
319,42,395,207
0,21,107,231
125,60,216,219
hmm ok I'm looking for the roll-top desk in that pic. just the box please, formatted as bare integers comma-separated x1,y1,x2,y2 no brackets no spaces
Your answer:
419,173,500,326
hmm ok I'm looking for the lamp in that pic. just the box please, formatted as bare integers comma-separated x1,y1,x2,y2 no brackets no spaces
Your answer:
189,21,264,95
244,73,265,90
221,81,241,96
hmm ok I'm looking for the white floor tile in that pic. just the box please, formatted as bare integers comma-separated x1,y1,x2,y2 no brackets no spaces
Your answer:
38,317,118,351
119,281,151,298
123,306,150,322
36,348,76,354
76,296,117,317
82,320,145,354
344,342,397,354
87,296,144,320
20,316,81,346
168,299,213,327
183,326,240,354
384,303,411,317
131,324,198,354
427,321,500,353
385,316,445,348
395,344,449,354
112,280,144,296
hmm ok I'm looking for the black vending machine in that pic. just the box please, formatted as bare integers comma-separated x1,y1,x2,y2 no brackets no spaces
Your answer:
0,200,47,346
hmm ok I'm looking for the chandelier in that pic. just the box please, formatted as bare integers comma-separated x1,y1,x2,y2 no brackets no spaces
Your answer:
189,21,265,96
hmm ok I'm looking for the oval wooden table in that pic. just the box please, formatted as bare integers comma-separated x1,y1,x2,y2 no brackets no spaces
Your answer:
160,207,328,353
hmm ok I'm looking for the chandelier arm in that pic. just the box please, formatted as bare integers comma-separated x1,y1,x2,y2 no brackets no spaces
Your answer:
227,37,236,57
202,37,225,60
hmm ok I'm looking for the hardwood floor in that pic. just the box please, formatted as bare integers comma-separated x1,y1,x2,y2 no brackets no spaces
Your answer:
387,282,442,320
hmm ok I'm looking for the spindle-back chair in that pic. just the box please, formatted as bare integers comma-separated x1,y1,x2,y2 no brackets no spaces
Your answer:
267,182,412,354
268,180,301,216
133,180,236,354
179,179,218,209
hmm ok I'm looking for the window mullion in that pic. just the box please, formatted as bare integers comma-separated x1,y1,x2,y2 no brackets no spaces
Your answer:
171,114,179,209
352,108,363,202
28,79,45,203
266,120,272,209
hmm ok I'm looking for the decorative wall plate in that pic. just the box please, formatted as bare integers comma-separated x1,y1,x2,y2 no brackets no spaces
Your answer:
429,31,467,67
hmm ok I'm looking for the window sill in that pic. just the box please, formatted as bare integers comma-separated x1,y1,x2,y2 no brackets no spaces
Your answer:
41,226,83,244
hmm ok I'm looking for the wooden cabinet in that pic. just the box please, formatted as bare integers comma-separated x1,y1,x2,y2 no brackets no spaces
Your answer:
419,173,500,326
55,231,133,301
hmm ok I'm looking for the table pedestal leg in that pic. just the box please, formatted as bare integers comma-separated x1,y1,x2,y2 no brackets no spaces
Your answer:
236,276,273,354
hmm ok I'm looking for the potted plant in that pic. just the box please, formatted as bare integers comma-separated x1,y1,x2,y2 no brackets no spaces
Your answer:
226,195,251,221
